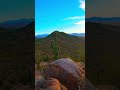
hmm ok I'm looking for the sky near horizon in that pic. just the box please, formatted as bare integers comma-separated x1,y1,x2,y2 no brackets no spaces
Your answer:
35,0,85,35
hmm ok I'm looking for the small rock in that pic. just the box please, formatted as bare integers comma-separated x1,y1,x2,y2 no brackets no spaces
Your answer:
36,78,61,90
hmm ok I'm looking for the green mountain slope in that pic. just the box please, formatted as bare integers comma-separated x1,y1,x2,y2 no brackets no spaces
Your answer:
35,31,85,62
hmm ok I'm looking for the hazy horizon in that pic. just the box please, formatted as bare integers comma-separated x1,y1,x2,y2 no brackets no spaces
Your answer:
35,31,85,36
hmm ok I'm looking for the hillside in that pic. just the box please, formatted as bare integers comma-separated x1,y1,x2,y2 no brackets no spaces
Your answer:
0,21,35,89
35,31,85,62
0,19,34,29
86,22,120,88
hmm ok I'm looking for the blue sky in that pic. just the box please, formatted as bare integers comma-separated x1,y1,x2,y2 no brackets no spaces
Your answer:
35,0,85,35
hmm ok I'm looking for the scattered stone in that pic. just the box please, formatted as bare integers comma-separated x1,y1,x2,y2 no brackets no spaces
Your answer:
36,78,61,90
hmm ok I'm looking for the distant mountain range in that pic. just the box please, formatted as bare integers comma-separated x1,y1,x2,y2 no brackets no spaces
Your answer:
36,33,85,39
35,34,49,38
86,17,120,22
0,19,34,29
70,33,85,37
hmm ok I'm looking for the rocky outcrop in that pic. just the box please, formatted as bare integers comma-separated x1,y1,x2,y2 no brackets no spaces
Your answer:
43,58,85,90
61,84,68,90
36,78,61,90
35,70,45,87
35,58,96,90
76,62,85,70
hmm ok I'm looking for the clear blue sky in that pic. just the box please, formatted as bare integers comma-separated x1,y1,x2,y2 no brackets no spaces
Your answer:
35,0,85,35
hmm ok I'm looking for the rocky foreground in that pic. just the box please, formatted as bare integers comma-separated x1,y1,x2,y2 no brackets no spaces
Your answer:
35,58,95,90
35,58,119,90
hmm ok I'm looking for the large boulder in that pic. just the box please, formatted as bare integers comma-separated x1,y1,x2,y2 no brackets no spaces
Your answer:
43,58,85,90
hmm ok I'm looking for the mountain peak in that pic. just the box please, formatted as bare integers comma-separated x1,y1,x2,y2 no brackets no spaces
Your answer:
51,31,65,34
52,31,60,33
48,31,68,37
42,31,83,42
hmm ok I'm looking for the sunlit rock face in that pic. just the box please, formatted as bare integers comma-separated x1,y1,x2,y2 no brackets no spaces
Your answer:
44,58,85,90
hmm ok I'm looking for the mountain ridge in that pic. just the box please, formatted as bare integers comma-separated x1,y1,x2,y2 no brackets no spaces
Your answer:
86,17,120,22
0,18,34,29
35,31,85,62
35,32,85,39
